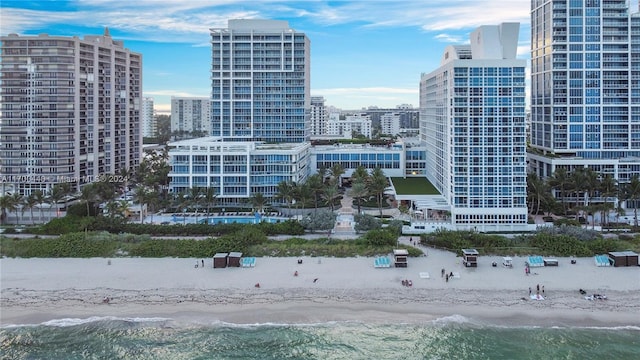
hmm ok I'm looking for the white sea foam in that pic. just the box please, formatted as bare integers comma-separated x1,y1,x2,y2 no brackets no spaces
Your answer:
39,316,172,327
431,314,471,325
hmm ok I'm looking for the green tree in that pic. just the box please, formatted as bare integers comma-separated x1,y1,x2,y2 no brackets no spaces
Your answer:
31,190,46,222
276,180,296,210
48,184,67,218
329,163,345,188
624,175,640,227
367,167,388,217
349,181,369,215
599,174,617,226
25,191,40,225
548,167,569,213
321,185,340,211
306,173,325,210
354,213,381,233
250,192,268,214
81,183,97,216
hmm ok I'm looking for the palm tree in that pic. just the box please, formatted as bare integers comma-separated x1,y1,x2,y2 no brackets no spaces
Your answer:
0,194,18,225
133,186,150,223
306,173,324,209
48,184,66,218
329,163,345,188
368,167,388,217
526,172,548,216
625,175,640,227
31,190,46,222
250,192,268,214
599,174,617,226
548,167,569,213
81,184,97,216
349,181,369,214
25,192,40,225
203,186,217,217
321,185,340,211
351,165,369,185
276,180,296,210
10,192,23,225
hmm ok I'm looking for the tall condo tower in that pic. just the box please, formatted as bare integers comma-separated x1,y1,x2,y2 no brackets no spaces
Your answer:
209,19,310,143
529,0,640,184
420,23,528,231
170,97,212,135
0,30,142,195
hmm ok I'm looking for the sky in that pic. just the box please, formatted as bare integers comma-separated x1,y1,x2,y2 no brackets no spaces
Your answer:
1,0,531,112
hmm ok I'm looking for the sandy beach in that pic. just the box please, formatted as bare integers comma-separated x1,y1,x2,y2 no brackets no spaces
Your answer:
2,248,639,327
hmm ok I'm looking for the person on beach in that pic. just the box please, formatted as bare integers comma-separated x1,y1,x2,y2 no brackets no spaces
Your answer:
441,268,445,278
529,287,532,295
542,285,545,295
446,274,449,282
537,284,540,292
294,271,299,277
201,259,204,268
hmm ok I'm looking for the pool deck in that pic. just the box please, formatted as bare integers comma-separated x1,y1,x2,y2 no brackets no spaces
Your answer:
144,212,292,225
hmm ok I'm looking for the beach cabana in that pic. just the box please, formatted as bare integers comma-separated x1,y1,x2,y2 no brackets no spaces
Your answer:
608,251,639,267
462,249,479,267
213,253,228,268
227,252,243,267
502,257,513,268
393,249,408,268
543,258,558,266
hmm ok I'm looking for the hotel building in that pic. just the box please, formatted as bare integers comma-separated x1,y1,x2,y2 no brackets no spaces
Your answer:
528,0,640,192
419,23,529,232
0,30,142,195
310,95,328,136
141,97,155,138
170,97,211,135
209,19,310,143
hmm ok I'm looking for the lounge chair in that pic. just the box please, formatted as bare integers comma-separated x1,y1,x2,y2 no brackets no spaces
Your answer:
452,272,460,279
419,272,430,279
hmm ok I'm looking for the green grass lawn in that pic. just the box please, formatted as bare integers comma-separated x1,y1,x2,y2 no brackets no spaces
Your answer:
390,177,440,195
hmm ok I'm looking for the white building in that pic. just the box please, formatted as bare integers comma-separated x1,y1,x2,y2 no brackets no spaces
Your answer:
380,113,401,136
171,97,211,135
310,96,328,136
167,137,310,205
0,30,142,195
529,0,640,205
326,113,372,138
418,23,530,232
210,20,310,143
141,97,156,138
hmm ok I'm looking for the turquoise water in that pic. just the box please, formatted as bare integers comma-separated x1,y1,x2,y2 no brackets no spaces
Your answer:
2,316,639,359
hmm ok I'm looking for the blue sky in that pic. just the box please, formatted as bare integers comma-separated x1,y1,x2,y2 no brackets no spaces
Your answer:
2,0,531,112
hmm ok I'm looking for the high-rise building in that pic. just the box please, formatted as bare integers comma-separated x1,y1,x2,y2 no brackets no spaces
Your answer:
310,96,327,135
529,0,640,185
0,30,142,195
380,113,401,136
209,19,310,143
326,113,373,138
141,97,156,138
170,97,211,135
420,23,528,231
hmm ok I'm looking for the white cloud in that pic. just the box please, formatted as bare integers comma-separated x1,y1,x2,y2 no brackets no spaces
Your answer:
434,33,466,44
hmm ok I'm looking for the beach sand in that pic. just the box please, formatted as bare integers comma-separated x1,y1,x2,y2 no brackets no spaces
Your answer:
2,249,639,327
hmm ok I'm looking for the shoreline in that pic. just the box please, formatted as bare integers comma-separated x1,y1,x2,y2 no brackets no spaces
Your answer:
2,254,639,327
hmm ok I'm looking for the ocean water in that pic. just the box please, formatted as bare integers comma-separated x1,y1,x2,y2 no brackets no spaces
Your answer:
1,316,639,360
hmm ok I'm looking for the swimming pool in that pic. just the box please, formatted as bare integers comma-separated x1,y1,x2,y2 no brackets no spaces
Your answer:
150,214,288,225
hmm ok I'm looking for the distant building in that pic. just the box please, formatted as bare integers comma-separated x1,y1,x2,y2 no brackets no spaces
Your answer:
210,19,310,143
326,113,372,138
380,113,401,136
0,30,142,195
310,96,328,136
170,97,211,135
419,23,529,232
141,97,156,137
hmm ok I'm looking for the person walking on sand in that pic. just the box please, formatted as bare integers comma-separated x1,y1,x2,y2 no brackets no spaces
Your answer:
529,287,532,296
201,259,204,268
441,268,445,278
536,284,540,293
542,285,545,295
446,274,449,282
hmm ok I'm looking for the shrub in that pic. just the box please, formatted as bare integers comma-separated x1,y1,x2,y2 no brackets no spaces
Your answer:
363,229,397,247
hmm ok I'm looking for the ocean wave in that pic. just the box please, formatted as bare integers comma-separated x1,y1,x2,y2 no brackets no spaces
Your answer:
1,316,174,328
431,314,472,325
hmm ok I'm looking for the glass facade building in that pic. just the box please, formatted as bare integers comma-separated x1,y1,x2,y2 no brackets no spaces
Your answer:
420,23,529,231
529,0,640,183
210,20,310,143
